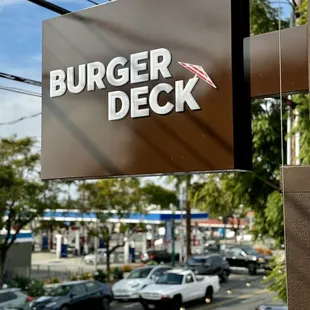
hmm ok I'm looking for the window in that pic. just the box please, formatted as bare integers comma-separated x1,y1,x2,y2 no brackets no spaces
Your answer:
71,284,87,295
152,268,170,279
0,292,17,303
210,256,223,265
127,268,153,279
186,274,194,283
156,274,183,285
85,282,102,293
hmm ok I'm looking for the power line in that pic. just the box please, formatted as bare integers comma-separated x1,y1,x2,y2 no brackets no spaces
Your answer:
86,0,99,4
0,72,41,87
0,112,41,126
27,0,71,15
0,85,41,98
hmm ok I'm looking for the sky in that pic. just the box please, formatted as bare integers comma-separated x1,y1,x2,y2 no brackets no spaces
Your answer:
0,0,291,189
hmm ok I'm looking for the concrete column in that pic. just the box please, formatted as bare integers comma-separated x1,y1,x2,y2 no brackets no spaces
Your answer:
282,166,310,308
142,232,147,254
124,232,129,264
84,228,89,254
55,234,62,259
75,229,80,254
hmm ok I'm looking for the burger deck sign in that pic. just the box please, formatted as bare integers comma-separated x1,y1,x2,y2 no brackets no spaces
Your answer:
41,0,251,180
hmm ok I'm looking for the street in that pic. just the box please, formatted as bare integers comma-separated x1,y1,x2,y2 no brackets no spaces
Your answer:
110,271,284,310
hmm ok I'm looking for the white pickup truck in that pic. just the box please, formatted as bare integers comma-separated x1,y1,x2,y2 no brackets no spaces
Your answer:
139,269,220,309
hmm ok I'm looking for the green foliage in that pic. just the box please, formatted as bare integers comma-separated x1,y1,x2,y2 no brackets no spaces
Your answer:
46,276,61,284
250,0,289,35
93,269,107,283
141,183,177,209
112,267,123,280
79,178,146,280
296,0,308,25
8,276,45,297
0,137,60,282
69,274,78,281
264,257,287,303
147,260,158,266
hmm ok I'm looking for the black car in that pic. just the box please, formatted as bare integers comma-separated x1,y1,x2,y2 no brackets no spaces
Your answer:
141,250,180,264
186,253,231,282
31,280,113,310
223,245,271,275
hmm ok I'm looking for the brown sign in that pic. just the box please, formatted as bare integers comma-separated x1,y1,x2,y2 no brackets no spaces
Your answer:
41,0,251,180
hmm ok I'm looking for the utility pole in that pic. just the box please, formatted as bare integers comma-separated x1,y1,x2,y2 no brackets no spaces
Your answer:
94,220,99,271
179,183,186,264
185,176,192,258
170,204,176,267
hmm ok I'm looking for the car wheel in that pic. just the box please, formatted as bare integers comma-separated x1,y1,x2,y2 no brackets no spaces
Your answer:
102,297,110,310
248,263,257,275
141,302,149,310
173,295,182,310
204,287,213,304
220,270,229,282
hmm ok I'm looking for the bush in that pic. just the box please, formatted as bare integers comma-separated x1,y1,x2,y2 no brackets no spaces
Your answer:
46,277,60,284
8,276,45,297
147,260,158,266
93,269,106,283
122,265,133,273
264,257,287,303
80,272,92,280
112,267,123,280
69,274,78,281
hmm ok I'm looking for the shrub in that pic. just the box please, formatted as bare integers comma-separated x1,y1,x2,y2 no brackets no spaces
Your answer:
80,272,92,280
147,260,158,266
122,265,133,273
8,276,45,297
93,269,106,283
70,274,78,281
46,277,60,284
112,267,123,280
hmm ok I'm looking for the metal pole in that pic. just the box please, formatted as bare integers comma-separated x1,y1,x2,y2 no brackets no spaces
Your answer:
94,220,98,271
179,184,185,264
171,204,175,267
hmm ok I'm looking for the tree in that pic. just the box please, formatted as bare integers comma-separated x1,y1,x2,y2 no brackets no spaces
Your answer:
141,183,177,209
0,136,59,284
78,178,145,280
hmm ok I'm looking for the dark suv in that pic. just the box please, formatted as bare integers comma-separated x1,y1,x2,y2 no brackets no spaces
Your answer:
186,253,231,282
31,280,113,310
223,245,270,275
141,250,179,264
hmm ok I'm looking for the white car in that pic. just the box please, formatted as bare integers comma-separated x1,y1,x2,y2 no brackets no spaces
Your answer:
112,266,171,301
83,249,114,265
139,269,220,309
0,288,32,310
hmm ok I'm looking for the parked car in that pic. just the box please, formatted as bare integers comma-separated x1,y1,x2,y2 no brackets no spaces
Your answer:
83,249,115,265
112,266,171,301
140,250,179,264
223,245,271,275
30,280,113,310
186,253,231,282
139,269,220,309
0,288,32,310
256,306,288,310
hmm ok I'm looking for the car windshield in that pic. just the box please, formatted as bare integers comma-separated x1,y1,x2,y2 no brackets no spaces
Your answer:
187,258,206,265
127,268,153,279
46,285,71,297
156,273,183,285
241,247,259,255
